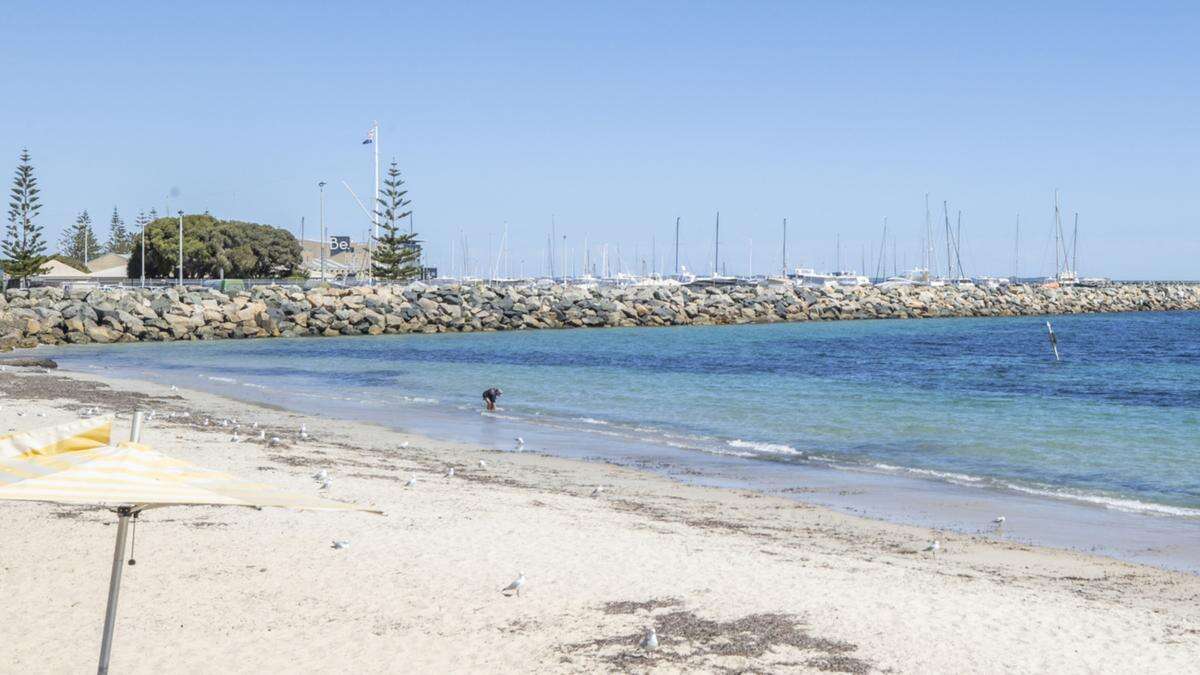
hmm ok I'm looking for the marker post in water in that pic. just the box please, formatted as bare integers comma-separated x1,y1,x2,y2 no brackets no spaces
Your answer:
1046,321,1060,361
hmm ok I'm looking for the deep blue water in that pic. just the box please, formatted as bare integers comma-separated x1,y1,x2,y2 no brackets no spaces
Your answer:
41,311,1200,517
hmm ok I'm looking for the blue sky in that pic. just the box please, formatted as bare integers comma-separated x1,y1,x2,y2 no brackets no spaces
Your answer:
2,1,1197,279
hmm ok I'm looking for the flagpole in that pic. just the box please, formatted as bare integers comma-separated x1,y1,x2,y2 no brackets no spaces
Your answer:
371,120,379,285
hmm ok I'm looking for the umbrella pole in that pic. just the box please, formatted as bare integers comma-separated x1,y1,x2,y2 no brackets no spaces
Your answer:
98,412,146,673
97,506,132,675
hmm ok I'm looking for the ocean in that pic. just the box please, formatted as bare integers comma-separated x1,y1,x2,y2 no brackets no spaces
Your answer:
39,311,1200,569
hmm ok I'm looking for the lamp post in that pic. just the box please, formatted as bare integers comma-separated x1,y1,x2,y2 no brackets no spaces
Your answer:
318,181,327,283
177,211,184,287
139,215,146,287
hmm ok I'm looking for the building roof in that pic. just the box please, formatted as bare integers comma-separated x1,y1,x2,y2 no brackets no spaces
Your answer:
34,259,92,279
86,252,131,273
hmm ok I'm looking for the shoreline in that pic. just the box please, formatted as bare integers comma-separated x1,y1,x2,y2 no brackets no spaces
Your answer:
2,366,1199,672
43,343,1200,576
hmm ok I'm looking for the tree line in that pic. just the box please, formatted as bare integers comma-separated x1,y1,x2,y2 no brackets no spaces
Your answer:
4,149,426,286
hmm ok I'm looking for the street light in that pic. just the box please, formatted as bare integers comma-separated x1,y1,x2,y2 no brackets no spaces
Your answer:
177,211,184,287
139,214,146,287
318,181,327,283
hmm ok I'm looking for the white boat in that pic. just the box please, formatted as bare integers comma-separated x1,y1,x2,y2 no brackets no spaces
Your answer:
896,267,947,287
973,276,1010,289
877,276,916,290
792,268,838,288
832,271,871,287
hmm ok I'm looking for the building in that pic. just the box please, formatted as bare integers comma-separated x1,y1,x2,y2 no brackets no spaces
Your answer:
297,239,437,281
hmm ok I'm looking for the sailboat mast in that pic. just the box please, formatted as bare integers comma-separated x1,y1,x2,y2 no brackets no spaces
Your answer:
1054,190,1062,279
674,217,680,276
1014,214,1020,279
781,217,788,277
943,200,953,279
924,192,936,275
1072,212,1079,275
955,210,964,279
875,217,888,281
713,211,720,276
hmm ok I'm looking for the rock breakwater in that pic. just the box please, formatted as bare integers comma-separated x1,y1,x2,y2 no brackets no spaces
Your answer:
0,282,1196,349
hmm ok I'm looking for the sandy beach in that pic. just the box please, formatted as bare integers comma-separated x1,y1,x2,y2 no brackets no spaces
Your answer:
2,365,1198,674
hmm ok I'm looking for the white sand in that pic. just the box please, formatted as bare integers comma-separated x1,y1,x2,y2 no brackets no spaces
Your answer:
1,367,1198,673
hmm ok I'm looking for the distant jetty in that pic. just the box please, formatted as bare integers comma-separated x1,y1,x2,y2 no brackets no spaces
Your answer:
0,282,1198,349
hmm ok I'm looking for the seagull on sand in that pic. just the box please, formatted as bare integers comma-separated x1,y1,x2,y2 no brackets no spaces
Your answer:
170,385,178,391
317,479,332,491
446,467,455,478
259,430,266,440
405,475,417,487
993,516,1006,527
399,441,410,448
331,540,350,550
501,573,526,597
478,460,487,469
514,437,525,448
36,412,46,417
640,626,659,651
268,436,283,446
313,469,329,482
591,485,605,497
299,424,309,440
924,540,940,553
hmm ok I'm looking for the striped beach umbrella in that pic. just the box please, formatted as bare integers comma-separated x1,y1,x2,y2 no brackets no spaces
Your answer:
0,414,380,674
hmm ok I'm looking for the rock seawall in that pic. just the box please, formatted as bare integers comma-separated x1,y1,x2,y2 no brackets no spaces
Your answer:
0,282,1197,349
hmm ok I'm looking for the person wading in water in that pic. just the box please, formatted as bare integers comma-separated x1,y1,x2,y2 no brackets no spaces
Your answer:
482,387,503,411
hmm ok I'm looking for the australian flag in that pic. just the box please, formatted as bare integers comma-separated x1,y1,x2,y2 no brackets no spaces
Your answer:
362,127,375,145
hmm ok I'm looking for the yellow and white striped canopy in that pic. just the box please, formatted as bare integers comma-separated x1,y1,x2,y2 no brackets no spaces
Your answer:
0,417,379,513
0,415,114,459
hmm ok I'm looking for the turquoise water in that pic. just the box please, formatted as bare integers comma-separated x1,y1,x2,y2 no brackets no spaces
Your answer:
42,312,1200,519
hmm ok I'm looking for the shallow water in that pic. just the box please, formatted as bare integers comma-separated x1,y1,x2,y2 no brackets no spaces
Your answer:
40,311,1200,570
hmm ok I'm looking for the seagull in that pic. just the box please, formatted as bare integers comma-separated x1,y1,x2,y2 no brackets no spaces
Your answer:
924,540,940,553
501,573,525,596
993,516,1006,527
331,540,350,550
478,460,487,469
268,436,283,446
640,627,659,651
514,437,525,448
299,424,309,440
15,412,24,417
203,417,210,426
252,422,258,429
399,441,410,448
258,430,266,440
170,385,178,391
591,486,605,497
405,475,417,487
36,412,46,417
231,433,241,443
446,467,455,478
313,469,329,482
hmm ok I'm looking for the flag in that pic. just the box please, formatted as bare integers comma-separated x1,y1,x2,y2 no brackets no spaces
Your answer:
362,127,375,145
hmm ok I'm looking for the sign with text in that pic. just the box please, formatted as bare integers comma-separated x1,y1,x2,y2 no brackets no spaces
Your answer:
329,236,354,254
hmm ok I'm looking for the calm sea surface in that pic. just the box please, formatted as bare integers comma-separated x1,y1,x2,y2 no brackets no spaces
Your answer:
39,311,1200,564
